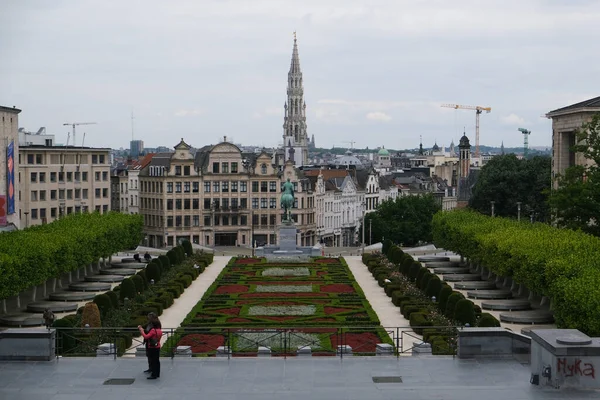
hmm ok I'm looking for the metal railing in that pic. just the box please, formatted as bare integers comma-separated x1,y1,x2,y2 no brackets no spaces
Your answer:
53,325,463,360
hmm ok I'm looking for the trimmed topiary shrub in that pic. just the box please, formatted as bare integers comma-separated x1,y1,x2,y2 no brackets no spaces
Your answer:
409,312,433,334
167,249,177,266
146,262,161,283
176,274,193,288
145,301,164,315
419,272,433,291
131,275,144,294
438,285,453,312
385,284,403,297
153,257,164,272
106,290,119,309
409,262,421,281
81,302,101,328
119,278,137,302
445,292,465,319
93,293,113,316
415,268,427,288
157,293,174,309
382,239,393,256
175,246,185,263
425,276,442,298
454,299,476,326
181,239,193,257
158,255,171,270
477,313,501,327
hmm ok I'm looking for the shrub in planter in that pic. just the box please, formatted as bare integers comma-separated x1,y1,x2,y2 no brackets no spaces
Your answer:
53,318,78,353
409,312,433,334
445,292,465,319
391,290,407,306
81,302,101,328
454,299,476,326
409,262,421,281
401,256,413,276
402,304,428,319
385,284,403,297
181,269,197,280
131,275,145,294
438,285,453,312
119,278,137,302
431,338,454,355
165,284,184,298
93,293,113,316
158,255,171,270
157,294,174,309
106,290,119,309
425,276,442,298
153,257,164,273
415,268,427,288
145,301,164,315
181,239,193,257
477,313,501,327
419,272,434,292
382,239,393,256
135,306,161,317
176,274,193,288
175,246,185,263
167,249,178,266
146,262,161,283
129,315,149,328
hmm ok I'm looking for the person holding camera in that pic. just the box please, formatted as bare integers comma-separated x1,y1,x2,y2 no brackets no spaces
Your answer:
138,314,162,380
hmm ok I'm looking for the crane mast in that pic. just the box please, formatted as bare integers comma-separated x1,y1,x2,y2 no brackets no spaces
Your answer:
441,104,492,158
63,122,97,146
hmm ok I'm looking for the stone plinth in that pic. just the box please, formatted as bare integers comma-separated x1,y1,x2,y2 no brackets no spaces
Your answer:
467,289,512,300
296,346,312,357
457,327,530,359
0,328,56,361
256,223,321,261
96,343,115,357
136,346,147,357
257,346,271,357
68,282,111,292
216,346,231,358
500,310,554,324
530,329,600,389
376,343,394,356
336,345,353,355
174,345,192,357
443,274,481,282
481,299,531,311
412,342,432,356
27,301,78,313
454,281,497,290
0,313,44,327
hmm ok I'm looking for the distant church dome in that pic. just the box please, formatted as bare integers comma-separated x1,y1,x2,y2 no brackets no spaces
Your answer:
459,134,470,147
334,150,363,168
432,142,440,152
377,147,390,156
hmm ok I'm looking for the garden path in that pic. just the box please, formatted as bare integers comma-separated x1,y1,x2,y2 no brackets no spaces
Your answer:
345,256,422,355
155,256,230,345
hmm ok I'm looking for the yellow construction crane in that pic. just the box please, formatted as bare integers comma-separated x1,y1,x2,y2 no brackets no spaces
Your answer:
63,122,97,146
441,104,491,157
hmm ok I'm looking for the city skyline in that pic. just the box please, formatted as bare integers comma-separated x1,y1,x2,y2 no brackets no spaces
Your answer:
2,1,599,150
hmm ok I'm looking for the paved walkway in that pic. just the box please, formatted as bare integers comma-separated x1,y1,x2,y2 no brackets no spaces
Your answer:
345,256,422,354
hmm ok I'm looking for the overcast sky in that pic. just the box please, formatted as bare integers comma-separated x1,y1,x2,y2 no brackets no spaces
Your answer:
1,0,598,151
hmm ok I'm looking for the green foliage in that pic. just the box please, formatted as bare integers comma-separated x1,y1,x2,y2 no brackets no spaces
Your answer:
119,278,137,302
81,302,101,328
453,299,476,326
181,239,193,256
477,313,501,327
131,275,145,294
158,255,171,270
363,194,441,246
105,290,119,309
549,113,600,236
432,209,600,335
175,246,185,263
409,312,433,334
146,262,161,283
445,292,464,319
0,212,143,300
469,154,551,221
438,285,453,312
93,293,113,316
408,262,421,282
425,276,442,298
167,250,177,266
382,239,393,256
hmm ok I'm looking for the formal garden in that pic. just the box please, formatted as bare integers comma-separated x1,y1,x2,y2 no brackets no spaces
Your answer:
164,257,393,356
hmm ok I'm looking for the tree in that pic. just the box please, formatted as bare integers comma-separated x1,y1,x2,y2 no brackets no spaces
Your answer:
469,154,551,221
363,194,441,246
549,113,600,236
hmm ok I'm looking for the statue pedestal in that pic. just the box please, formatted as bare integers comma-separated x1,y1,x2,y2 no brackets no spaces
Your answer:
256,222,320,261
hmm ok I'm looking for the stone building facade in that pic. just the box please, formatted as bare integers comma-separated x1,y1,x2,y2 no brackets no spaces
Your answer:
0,106,21,229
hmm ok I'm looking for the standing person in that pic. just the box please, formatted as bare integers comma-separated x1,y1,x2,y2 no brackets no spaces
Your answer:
138,317,162,380
142,312,156,373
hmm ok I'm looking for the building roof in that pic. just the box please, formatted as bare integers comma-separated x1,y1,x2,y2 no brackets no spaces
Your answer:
0,105,21,114
333,151,363,168
377,147,390,156
459,134,471,148
547,96,600,117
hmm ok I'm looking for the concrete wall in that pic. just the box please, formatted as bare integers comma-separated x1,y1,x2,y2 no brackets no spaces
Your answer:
457,327,531,359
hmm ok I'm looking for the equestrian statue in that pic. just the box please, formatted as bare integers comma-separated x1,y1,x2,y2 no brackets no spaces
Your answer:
280,178,295,223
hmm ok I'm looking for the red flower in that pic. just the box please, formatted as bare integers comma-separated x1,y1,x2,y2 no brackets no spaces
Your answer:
324,307,353,315
320,284,355,293
330,332,381,353
235,258,261,264
215,307,240,315
227,318,252,323
215,285,249,294
177,334,225,354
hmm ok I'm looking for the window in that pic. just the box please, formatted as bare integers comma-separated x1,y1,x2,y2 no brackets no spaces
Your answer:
222,198,229,209
270,181,277,192
95,171,100,181
204,182,211,193
261,163,267,174
252,214,259,225
261,198,267,208
184,215,191,227
222,162,229,173
95,188,101,198
167,199,173,210
82,172,88,181
213,215,220,226
82,189,88,199
240,198,247,209
204,199,211,209
59,189,65,200
270,198,276,209
175,216,182,227
232,215,238,226
240,182,247,192
167,182,173,193
192,199,199,209
67,172,73,182
99,155,105,164
67,189,73,200
30,172,37,183
92,155,98,164
31,209,38,219
175,165,182,176
261,215,268,226
222,215,229,225
36,154,42,164
167,216,174,227
252,182,259,192
40,190,46,201
184,166,190,176
241,215,247,225
212,162,219,173
102,171,108,181
204,216,211,226
252,198,259,209
39,172,46,182
270,215,276,225
27,154,34,164
40,208,46,219
261,182,268,192
102,188,108,197
176,199,182,210
31,191,38,201
213,182,220,192
51,208,57,218
231,198,238,209
222,181,228,192
193,182,199,193
51,190,57,200
175,182,182,193
231,162,238,173
193,215,200,226
184,199,190,210
50,172,57,182
231,181,238,192
184,182,190,193
74,189,80,199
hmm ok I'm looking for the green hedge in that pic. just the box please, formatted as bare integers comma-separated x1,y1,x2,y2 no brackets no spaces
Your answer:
433,210,600,335
0,212,143,300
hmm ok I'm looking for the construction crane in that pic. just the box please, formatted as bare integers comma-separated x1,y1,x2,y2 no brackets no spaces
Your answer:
63,122,97,146
518,128,531,157
441,104,492,158
342,141,356,149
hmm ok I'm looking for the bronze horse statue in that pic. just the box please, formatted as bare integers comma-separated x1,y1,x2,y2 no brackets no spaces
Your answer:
280,178,295,223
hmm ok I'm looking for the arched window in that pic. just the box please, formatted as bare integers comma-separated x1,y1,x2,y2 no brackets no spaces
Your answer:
294,79,297,87
294,99,298,114
261,163,267,174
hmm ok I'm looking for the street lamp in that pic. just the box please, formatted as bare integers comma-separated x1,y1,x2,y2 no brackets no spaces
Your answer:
490,201,495,217
24,211,29,228
361,202,366,254
516,202,521,222
369,219,372,245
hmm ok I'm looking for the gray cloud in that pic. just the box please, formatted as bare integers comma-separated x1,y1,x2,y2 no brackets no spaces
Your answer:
1,0,598,150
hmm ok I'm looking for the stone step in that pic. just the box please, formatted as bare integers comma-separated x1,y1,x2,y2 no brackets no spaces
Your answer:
68,282,112,292
110,263,147,270
99,268,137,276
454,281,498,290
499,310,554,324
85,275,125,283
520,325,557,337
0,313,44,327
27,301,79,313
467,289,512,300
424,261,462,268
481,299,531,311
417,256,450,262
50,291,97,301
442,274,482,282
431,267,470,274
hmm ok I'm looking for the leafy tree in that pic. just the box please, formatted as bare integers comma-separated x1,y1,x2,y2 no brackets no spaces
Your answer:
548,113,600,236
469,154,551,221
363,194,441,246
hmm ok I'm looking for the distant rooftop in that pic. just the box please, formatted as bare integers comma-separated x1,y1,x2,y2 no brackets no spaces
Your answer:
547,96,600,117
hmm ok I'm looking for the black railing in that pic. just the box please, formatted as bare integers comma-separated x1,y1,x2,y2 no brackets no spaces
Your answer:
53,325,463,360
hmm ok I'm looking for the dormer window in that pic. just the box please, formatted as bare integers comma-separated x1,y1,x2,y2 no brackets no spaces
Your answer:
261,163,267,174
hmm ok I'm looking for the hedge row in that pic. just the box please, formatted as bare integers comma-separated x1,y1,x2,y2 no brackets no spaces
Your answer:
0,212,143,299
432,210,600,335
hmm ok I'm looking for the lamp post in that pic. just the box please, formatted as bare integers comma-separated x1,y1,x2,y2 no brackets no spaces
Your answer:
251,210,255,257
369,218,372,246
516,202,521,222
24,211,29,228
361,202,366,254
490,201,495,217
